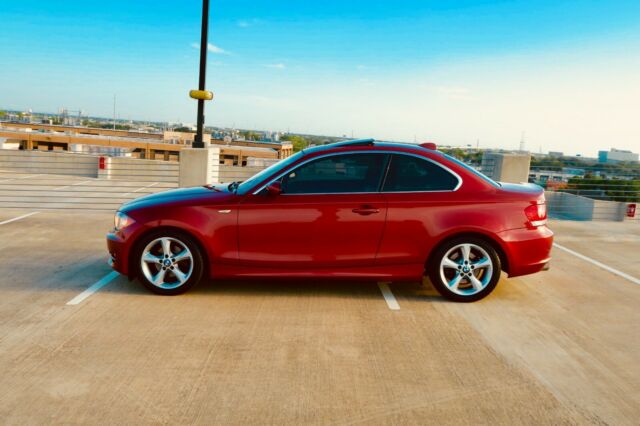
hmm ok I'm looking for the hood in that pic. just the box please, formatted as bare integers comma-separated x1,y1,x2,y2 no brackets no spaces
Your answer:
120,186,233,211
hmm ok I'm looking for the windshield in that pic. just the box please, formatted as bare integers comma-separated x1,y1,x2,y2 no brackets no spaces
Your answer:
236,151,305,195
442,153,501,187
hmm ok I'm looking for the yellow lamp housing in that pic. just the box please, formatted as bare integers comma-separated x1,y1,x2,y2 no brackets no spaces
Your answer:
189,90,214,101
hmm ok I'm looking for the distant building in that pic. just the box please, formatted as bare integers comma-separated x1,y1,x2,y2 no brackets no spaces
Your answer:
598,148,639,163
163,131,211,145
548,151,564,158
528,167,586,185
262,131,281,142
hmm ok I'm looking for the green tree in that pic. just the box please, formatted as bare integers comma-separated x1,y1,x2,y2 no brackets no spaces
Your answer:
567,177,640,202
174,127,195,133
281,134,308,152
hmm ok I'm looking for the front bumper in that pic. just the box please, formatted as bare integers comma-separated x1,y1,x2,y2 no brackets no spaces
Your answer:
107,231,130,276
498,225,554,277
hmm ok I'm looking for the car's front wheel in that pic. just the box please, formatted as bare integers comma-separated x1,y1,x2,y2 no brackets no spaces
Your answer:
427,237,501,302
136,231,204,295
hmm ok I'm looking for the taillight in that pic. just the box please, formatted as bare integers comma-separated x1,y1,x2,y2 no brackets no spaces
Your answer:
525,202,547,227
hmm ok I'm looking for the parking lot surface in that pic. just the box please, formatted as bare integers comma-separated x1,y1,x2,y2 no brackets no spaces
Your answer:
0,207,639,424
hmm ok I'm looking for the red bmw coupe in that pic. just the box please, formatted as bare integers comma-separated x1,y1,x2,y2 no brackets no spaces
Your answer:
107,139,552,302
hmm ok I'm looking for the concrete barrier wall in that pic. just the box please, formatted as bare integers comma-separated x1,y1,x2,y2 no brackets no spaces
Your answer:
218,165,265,183
545,191,628,221
545,191,594,220
592,199,627,221
0,149,99,177
101,157,179,183
1,149,268,186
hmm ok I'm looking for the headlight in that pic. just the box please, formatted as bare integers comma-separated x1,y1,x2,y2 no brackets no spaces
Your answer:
114,211,135,231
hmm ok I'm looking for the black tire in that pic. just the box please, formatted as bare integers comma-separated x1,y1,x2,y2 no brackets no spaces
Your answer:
134,230,204,295
427,237,501,302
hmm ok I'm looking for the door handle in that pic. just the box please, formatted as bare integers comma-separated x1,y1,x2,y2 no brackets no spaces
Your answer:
352,206,380,215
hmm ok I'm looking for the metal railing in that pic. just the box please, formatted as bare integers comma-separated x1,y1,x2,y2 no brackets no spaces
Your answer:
530,161,639,222
447,151,639,223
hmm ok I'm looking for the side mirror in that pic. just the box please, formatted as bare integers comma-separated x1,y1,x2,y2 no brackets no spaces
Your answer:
266,181,282,196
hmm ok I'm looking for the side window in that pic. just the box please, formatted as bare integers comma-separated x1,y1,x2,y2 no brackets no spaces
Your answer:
383,155,458,192
281,154,387,194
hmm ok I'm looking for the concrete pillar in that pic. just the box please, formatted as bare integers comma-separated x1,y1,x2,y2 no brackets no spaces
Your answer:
480,151,531,184
179,147,221,187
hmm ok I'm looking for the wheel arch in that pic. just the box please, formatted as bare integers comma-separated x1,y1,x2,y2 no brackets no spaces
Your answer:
127,226,211,280
426,231,510,274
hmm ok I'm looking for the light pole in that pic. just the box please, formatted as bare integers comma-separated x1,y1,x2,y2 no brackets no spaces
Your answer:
190,0,214,148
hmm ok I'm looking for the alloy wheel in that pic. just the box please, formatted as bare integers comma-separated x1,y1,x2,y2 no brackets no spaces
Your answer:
439,243,494,296
140,237,194,290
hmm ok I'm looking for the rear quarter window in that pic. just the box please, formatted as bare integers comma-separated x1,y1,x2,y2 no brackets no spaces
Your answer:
383,154,459,192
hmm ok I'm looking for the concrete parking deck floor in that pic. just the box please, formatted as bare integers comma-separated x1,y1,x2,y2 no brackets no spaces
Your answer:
0,209,638,425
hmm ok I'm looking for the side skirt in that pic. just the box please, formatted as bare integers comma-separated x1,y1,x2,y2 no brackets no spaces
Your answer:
210,263,425,281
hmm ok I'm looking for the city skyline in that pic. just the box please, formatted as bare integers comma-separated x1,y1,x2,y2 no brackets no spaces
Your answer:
1,0,639,157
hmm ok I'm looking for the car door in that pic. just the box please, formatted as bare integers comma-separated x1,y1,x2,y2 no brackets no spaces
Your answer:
237,152,389,269
376,153,462,266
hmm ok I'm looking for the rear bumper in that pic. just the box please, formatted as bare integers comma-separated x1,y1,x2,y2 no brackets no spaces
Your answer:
498,225,553,277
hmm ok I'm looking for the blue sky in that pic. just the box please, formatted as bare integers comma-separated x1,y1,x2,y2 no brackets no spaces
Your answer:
1,0,639,155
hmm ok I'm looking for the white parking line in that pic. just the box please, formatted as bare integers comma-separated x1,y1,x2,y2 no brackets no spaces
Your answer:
0,211,40,226
67,271,120,305
123,182,159,197
53,179,93,191
553,242,640,286
377,282,400,310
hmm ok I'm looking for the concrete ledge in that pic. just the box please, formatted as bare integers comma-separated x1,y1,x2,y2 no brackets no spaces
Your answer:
0,149,99,177
100,157,179,183
218,166,265,183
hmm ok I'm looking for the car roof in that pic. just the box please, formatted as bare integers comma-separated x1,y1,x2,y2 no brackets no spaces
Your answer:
303,139,434,155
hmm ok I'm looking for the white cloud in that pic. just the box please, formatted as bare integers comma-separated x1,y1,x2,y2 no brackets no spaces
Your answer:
207,43,228,54
190,42,229,55
265,63,286,69
237,19,261,28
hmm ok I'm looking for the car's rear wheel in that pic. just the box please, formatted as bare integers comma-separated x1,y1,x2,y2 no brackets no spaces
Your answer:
136,231,204,295
427,237,501,302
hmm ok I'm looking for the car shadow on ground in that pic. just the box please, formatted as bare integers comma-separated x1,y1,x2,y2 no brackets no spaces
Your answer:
5,255,494,304
104,273,449,303
1,256,507,305
107,275,513,304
